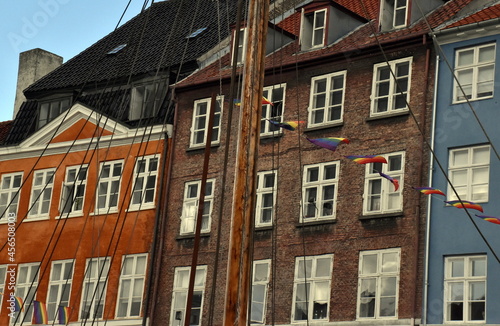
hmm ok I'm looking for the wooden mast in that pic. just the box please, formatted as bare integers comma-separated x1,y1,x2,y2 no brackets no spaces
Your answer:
223,0,270,326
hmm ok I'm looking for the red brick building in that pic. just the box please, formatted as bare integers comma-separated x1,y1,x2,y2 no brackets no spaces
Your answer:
151,0,478,325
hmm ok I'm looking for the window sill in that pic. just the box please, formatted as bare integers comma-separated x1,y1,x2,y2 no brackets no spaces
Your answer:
126,204,156,212
366,110,409,121
305,122,343,132
187,143,220,152
255,225,273,231
260,132,283,140
452,95,493,105
23,216,50,223
91,208,119,216
55,212,83,219
295,218,337,227
176,232,210,240
359,211,403,220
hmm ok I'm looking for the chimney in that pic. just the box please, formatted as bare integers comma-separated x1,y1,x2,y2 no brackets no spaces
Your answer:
13,48,63,119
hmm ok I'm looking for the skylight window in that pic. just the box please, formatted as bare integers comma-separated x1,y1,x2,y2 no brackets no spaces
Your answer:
187,27,207,39
107,44,127,55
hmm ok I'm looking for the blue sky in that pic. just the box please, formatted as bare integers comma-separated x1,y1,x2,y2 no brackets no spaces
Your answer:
0,1,149,122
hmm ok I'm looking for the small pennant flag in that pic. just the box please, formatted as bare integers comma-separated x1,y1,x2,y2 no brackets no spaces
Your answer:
345,155,387,164
261,96,273,105
413,187,446,196
58,306,71,325
475,214,500,225
13,296,24,312
267,120,304,131
306,137,349,152
378,171,399,191
33,300,48,324
445,200,483,213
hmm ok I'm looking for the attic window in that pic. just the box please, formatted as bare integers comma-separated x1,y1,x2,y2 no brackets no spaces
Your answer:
187,27,207,38
38,97,71,128
232,28,248,65
379,0,408,31
129,80,167,121
107,44,127,55
300,9,327,51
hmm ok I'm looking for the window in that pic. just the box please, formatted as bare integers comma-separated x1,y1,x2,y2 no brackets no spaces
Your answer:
454,43,495,103
28,169,55,219
308,71,345,127
448,145,490,203
233,28,247,65
300,9,327,50
292,254,333,322
0,172,22,220
80,257,110,320
190,97,223,148
38,97,71,128
444,255,486,322
255,171,276,228
0,265,7,310
180,179,214,235
60,165,88,216
130,155,159,209
251,260,271,324
363,152,404,215
130,80,167,121
96,160,123,213
47,260,74,322
261,84,286,136
371,57,412,116
302,162,339,221
357,248,400,319
170,266,207,326
116,254,147,318
12,263,40,324
379,0,408,31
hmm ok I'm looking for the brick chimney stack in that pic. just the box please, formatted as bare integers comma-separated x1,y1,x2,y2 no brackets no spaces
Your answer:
13,48,63,119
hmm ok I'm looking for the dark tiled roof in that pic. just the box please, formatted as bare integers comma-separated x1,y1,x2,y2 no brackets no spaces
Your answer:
445,3,500,28
0,121,13,144
24,0,240,96
175,0,474,88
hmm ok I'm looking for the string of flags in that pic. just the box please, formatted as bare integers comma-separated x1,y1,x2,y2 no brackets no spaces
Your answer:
266,118,499,225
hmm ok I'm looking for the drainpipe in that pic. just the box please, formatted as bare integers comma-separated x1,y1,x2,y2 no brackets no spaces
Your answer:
422,50,440,326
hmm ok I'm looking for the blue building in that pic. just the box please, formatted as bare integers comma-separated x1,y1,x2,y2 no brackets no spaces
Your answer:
425,3,500,325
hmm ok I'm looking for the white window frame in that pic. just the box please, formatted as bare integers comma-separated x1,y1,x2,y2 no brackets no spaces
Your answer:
453,43,496,103
448,145,490,203
129,79,167,121
12,262,40,325
180,179,215,235
0,172,22,223
444,255,487,323
261,84,286,136
96,160,123,213
80,257,110,321
170,266,207,326
255,171,276,228
189,97,223,148
232,28,248,65
38,97,71,128
357,248,400,319
59,165,88,218
363,152,404,215
251,260,271,324
370,57,412,117
302,161,339,222
300,9,327,51
116,253,148,318
0,264,7,311
47,259,74,322
28,168,55,219
129,155,160,210
379,0,408,31
311,9,327,48
308,71,346,127
292,254,333,322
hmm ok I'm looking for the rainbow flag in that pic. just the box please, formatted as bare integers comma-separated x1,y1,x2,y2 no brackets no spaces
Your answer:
262,96,273,105
13,295,24,312
413,187,446,196
445,200,483,213
58,306,71,325
345,155,388,164
475,214,500,225
306,137,350,152
33,300,48,324
378,171,399,191
268,120,304,131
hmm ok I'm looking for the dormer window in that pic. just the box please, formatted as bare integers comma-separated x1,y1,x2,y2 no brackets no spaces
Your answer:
300,9,327,50
129,80,167,121
379,0,408,31
38,97,71,128
232,28,248,65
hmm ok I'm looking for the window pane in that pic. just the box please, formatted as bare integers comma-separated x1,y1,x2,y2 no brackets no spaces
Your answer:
362,255,377,274
451,259,464,277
